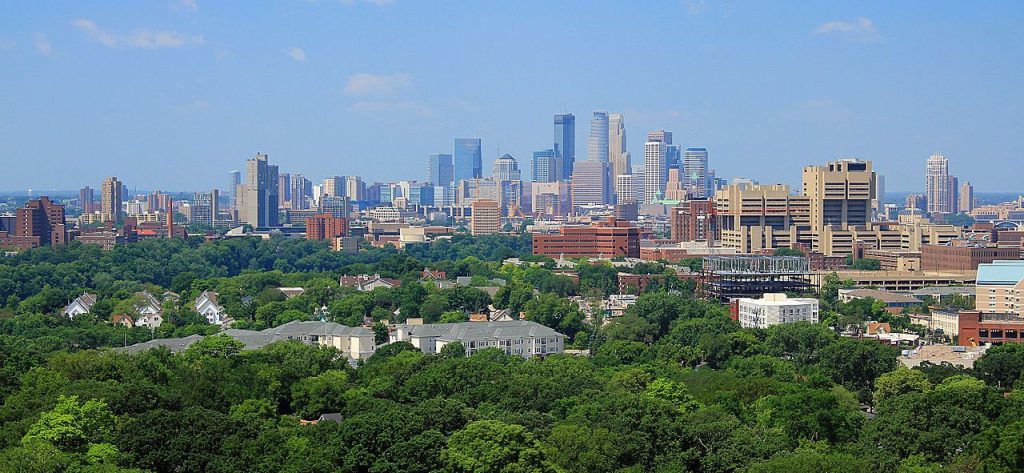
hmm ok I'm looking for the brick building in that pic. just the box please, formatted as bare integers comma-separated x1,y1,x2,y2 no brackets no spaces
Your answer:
921,244,1021,272
669,199,717,242
532,217,640,259
306,214,349,241
470,199,501,236
958,310,1024,346
0,196,67,250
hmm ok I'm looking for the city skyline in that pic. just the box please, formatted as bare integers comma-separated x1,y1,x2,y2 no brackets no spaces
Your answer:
1,1,1023,191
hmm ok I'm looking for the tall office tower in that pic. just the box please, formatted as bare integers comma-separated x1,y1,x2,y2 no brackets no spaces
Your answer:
643,140,667,204
683,147,710,198
191,190,219,226
492,154,521,181
229,170,241,209
664,168,687,201
470,199,501,235
608,113,631,179
531,149,559,182
873,174,886,214
615,174,636,204
278,173,291,207
239,153,279,228
925,154,954,214
290,174,311,210
79,186,95,214
345,176,365,201
100,176,123,224
427,153,454,187
949,175,960,214
554,113,575,179
647,129,673,144
587,111,609,162
571,160,611,206
959,181,975,213
319,195,349,218
323,176,345,198
454,138,483,182
666,145,682,171
801,159,876,233
632,167,646,203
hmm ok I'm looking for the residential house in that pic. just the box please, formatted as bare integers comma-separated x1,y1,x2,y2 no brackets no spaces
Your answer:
389,320,565,358
194,290,231,325
339,274,402,292
63,292,98,319
278,287,306,299
132,291,163,329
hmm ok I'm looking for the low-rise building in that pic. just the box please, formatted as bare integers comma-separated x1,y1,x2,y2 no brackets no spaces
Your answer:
532,217,640,259
389,320,565,358
340,274,402,291
63,292,97,319
733,293,819,329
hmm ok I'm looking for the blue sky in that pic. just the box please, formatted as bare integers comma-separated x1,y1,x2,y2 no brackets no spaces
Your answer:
1,1,1022,192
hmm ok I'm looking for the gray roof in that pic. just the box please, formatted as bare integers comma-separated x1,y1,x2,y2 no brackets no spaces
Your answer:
397,320,564,342
905,286,974,298
841,288,923,304
117,321,371,354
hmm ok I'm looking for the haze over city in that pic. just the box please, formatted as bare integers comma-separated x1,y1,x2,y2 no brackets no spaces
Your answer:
2,0,1022,191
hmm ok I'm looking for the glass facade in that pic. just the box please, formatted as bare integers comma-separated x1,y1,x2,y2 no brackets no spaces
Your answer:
453,138,482,183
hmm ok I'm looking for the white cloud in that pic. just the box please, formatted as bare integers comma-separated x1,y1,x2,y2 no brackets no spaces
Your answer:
287,46,307,62
73,18,205,49
34,33,52,56
176,0,198,11
682,0,708,15
814,17,879,41
343,73,411,96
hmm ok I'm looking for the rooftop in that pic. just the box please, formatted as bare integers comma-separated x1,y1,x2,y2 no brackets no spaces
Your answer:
976,260,1024,285
839,288,923,304
396,320,563,341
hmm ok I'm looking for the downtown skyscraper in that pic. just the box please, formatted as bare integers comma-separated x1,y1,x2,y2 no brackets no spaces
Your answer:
588,111,609,162
531,149,558,183
644,140,667,204
238,153,279,227
925,154,957,214
683,147,710,198
608,113,630,178
229,170,241,209
427,153,454,187
453,138,482,183
554,113,575,180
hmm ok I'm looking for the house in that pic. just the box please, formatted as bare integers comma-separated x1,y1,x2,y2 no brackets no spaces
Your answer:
421,269,447,281
389,320,566,358
194,290,231,325
278,287,306,299
119,321,377,361
299,413,343,426
339,274,402,292
63,293,98,319
111,314,134,327
132,291,163,329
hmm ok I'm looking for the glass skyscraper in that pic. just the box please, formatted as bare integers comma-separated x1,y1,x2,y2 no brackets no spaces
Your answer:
683,147,710,198
427,153,454,187
554,113,575,180
588,111,609,162
531,149,558,182
453,138,482,183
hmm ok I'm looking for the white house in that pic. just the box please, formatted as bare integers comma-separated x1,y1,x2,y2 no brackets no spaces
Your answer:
63,293,98,319
194,290,231,325
390,320,565,358
132,291,164,329
736,293,819,329
339,274,401,292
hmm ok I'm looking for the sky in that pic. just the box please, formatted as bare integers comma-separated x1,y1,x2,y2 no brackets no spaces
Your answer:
1,0,1023,193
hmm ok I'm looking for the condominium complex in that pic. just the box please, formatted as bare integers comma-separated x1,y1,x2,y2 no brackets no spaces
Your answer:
925,154,958,215
389,320,565,358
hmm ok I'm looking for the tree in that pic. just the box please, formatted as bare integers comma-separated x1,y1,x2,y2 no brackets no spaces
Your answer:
974,344,1024,390
291,370,350,418
182,334,245,360
22,395,115,453
873,367,932,405
439,341,466,358
442,420,551,473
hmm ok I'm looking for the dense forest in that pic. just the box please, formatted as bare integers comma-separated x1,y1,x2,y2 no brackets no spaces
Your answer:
2,236,1024,472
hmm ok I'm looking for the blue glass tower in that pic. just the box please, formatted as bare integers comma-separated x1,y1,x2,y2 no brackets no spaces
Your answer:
427,153,454,187
554,114,575,180
453,138,482,183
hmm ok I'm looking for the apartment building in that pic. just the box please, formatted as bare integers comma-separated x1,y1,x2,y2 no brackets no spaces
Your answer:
733,293,820,329
389,320,565,358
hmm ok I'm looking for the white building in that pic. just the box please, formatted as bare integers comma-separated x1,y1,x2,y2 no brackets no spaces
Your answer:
194,290,230,325
644,140,666,204
736,293,819,329
389,320,565,358
63,293,97,319
262,320,376,360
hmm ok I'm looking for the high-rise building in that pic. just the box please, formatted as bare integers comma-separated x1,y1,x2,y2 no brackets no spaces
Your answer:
492,154,523,212
715,183,809,253
873,174,886,216
960,181,975,213
683,148,710,198
10,197,67,248
531,182,571,217
319,196,349,218
427,153,454,187
323,176,345,198
802,159,875,233
345,176,365,202
670,200,717,242
470,199,501,235
192,190,219,226
306,214,348,241
79,186,95,214
666,145,682,171
608,113,630,179
278,173,292,208
571,160,611,206
101,176,123,225
554,113,575,179
454,138,483,182
239,153,279,228
531,149,559,182
229,170,241,209
926,154,955,215
290,174,311,210
587,111,609,162
647,129,672,144
643,140,667,204
615,174,636,204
